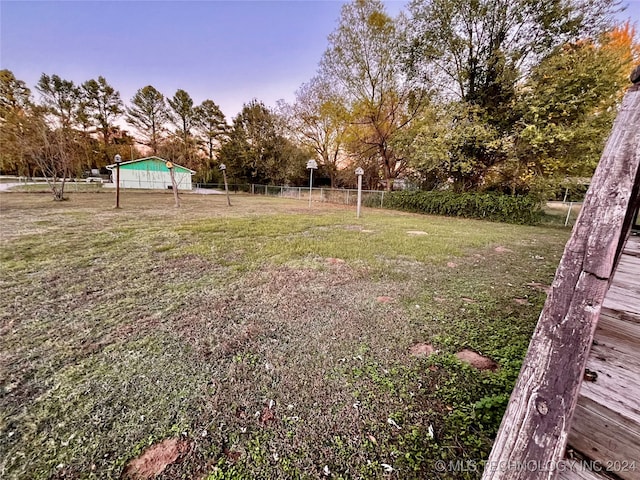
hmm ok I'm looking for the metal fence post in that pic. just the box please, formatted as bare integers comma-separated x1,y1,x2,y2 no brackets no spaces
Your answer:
565,202,574,227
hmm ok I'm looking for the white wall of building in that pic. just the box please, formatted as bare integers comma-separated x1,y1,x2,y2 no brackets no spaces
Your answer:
116,168,193,190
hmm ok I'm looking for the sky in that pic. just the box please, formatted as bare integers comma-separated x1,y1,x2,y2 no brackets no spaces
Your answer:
1,0,639,122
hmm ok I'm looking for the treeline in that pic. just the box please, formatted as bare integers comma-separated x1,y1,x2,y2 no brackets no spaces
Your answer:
1,0,638,200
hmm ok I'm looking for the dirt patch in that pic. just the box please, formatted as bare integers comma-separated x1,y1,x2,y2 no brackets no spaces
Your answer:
410,343,437,357
494,246,513,253
326,257,346,265
406,230,428,236
527,282,551,294
455,349,498,371
514,298,530,305
447,262,458,268
123,438,189,479
376,296,394,303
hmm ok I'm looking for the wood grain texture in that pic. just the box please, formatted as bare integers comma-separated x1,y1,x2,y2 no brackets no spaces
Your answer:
482,84,640,480
568,400,640,480
557,460,617,480
565,235,640,480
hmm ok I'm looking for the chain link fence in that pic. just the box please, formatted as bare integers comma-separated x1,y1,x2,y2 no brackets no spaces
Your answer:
246,184,387,207
193,183,388,207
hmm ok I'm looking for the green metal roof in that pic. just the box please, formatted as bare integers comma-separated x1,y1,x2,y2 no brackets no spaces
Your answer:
106,156,195,174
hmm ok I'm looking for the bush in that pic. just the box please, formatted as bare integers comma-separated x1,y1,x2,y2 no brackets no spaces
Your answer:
372,191,543,225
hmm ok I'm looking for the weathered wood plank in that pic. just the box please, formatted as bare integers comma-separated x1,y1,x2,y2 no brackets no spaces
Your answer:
482,83,640,480
581,349,640,426
602,249,640,316
597,310,640,347
602,288,640,317
557,460,616,480
614,251,640,274
623,236,640,257
581,330,640,378
568,398,640,480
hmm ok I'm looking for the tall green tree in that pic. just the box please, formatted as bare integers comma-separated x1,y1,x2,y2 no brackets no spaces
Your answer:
195,100,227,161
404,0,619,125
126,85,169,155
81,76,124,161
514,26,639,185
37,73,81,130
0,69,31,116
400,0,621,192
0,70,34,175
321,0,425,190
219,100,306,185
168,89,197,167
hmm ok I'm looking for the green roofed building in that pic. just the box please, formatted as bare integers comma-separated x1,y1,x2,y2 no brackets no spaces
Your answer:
105,157,195,190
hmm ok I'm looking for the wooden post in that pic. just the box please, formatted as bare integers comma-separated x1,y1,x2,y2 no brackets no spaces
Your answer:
482,84,640,480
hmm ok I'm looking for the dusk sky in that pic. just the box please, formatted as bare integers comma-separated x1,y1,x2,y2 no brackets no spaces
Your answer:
1,0,639,123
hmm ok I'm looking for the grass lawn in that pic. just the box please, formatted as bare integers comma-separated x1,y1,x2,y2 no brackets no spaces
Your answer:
6,182,106,193
0,191,570,479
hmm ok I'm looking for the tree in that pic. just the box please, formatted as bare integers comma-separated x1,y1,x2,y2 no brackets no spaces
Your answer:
404,0,619,125
320,0,426,190
395,101,512,192
0,70,35,175
280,77,349,188
514,24,639,186
219,100,306,185
35,73,90,181
81,76,124,162
27,108,80,200
126,85,170,155
36,73,81,130
399,0,622,193
0,69,31,116
194,99,227,181
168,89,198,168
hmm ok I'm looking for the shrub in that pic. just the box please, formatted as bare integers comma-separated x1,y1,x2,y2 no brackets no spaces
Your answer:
371,191,543,225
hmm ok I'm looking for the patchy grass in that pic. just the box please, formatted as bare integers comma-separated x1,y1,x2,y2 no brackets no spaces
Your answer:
0,192,569,479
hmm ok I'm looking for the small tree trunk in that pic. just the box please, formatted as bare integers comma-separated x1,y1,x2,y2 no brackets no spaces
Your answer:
169,168,180,208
